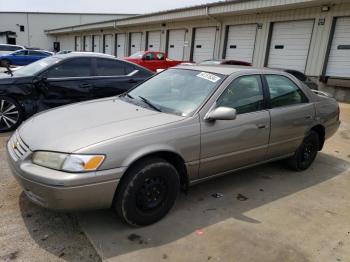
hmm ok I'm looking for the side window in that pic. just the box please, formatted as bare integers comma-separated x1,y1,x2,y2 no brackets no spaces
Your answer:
47,58,91,78
95,59,134,76
217,75,265,114
265,75,308,108
29,51,44,56
143,53,154,60
156,53,164,60
14,50,27,55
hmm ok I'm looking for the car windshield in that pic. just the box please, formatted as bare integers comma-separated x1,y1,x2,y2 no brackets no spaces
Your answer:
129,51,144,58
127,69,224,116
12,56,61,76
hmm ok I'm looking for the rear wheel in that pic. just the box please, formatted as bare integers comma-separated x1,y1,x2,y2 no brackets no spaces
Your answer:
114,157,180,226
0,96,23,132
287,130,320,171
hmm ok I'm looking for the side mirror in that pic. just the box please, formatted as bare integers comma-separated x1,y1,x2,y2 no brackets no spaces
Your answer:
205,107,237,121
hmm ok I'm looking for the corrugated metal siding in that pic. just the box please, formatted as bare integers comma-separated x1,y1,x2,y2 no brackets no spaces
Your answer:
55,1,350,78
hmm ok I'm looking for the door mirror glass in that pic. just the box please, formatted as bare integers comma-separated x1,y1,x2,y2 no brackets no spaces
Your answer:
205,107,237,121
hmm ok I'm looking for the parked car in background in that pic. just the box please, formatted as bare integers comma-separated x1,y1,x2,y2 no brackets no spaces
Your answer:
0,52,153,132
198,59,252,66
0,50,52,66
7,65,340,226
0,44,25,55
56,50,72,55
123,51,184,72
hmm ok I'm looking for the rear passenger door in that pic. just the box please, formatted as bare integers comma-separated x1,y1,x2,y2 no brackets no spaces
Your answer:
263,74,315,159
92,58,148,98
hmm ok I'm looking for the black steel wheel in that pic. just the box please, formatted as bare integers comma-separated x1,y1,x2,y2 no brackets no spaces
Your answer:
114,157,180,226
287,130,320,171
0,96,23,132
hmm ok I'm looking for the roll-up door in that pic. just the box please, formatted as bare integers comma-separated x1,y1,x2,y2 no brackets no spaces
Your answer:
225,24,257,63
326,17,350,77
84,35,92,51
147,31,161,51
103,34,113,55
267,20,314,72
93,35,101,52
192,27,217,63
130,32,142,55
115,33,126,57
167,29,186,60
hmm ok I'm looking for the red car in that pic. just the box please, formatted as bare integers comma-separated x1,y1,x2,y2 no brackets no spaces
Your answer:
123,51,184,72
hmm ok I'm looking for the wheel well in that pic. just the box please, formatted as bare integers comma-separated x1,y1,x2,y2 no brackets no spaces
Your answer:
311,125,325,150
123,151,189,192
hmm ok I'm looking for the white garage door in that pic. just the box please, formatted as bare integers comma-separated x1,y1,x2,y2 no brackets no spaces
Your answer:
84,35,92,51
326,17,350,77
267,20,314,72
93,35,101,52
115,33,126,57
75,36,82,51
225,24,257,63
147,31,161,51
193,27,217,63
103,34,113,55
130,32,142,55
168,29,186,60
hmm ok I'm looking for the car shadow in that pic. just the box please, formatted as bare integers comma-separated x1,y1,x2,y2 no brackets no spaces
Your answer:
70,152,349,259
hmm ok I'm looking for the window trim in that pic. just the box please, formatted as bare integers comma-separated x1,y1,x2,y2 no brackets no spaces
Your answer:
261,74,309,109
214,74,269,115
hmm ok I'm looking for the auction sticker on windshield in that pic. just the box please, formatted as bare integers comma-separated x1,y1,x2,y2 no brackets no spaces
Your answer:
196,72,221,83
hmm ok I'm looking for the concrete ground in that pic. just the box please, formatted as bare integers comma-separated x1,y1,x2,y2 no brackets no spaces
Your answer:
0,103,349,262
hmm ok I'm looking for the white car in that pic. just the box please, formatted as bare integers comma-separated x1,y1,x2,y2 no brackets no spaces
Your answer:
0,44,25,55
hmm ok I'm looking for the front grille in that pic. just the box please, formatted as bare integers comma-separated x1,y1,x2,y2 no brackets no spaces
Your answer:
9,132,31,160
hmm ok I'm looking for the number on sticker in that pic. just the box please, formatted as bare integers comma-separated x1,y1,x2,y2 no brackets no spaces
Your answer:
196,72,221,83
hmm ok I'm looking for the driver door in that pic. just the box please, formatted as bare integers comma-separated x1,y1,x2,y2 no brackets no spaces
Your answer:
199,74,270,178
36,57,94,110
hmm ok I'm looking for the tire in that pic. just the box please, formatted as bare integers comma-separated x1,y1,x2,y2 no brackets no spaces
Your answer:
114,157,180,226
287,130,320,171
0,96,24,132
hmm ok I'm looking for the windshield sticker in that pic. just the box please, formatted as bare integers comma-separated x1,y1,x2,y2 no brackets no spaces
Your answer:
196,72,221,83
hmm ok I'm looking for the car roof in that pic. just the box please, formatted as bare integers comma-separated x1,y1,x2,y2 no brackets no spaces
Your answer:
175,64,264,75
52,52,115,59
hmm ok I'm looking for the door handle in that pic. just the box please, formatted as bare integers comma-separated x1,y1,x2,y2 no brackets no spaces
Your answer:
305,115,312,120
80,83,92,88
257,124,267,129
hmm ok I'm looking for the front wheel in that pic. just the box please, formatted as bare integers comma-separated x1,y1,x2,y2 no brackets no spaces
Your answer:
287,130,320,171
0,96,24,132
114,157,180,226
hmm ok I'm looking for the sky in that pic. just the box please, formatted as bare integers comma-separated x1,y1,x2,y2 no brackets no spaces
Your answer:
0,0,220,14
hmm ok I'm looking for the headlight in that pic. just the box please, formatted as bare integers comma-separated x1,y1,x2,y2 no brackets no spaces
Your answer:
32,151,105,172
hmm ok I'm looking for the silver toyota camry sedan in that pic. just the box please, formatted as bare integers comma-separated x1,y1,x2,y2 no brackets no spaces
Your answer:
7,65,340,226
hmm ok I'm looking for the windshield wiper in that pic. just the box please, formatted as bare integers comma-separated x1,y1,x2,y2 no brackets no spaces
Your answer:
138,96,161,112
126,93,134,99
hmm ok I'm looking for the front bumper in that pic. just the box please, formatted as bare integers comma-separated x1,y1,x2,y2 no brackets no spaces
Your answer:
7,135,125,211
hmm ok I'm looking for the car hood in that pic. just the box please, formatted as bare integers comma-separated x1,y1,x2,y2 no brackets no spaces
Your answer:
19,97,184,153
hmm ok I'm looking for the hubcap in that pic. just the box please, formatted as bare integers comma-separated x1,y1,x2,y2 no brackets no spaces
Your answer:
0,99,19,130
136,176,167,212
301,142,315,164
